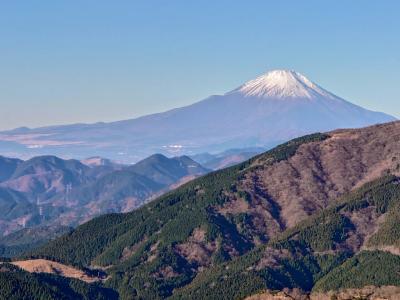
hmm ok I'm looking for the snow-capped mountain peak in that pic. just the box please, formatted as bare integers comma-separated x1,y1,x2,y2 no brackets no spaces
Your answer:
232,69,333,99
0,69,395,163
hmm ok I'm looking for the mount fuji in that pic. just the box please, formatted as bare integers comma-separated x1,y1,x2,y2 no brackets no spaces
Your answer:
0,70,395,162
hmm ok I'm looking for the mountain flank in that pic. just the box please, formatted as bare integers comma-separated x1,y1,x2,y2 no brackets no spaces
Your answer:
0,226,71,258
0,153,209,244
10,259,104,283
0,263,117,299
18,121,400,299
191,147,265,170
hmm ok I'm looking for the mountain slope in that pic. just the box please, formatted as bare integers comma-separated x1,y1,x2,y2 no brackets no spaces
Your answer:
2,156,92,201
191,148,264,170
0,187,32,220
0,70,395,162
0,154,209,236
0,263,118,300
175,175,400,299
0,156,22,182
27,121,400,299
127,154,209,185
0,226,72,258
49,154,209,218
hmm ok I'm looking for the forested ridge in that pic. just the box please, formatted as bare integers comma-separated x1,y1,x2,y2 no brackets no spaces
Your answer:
174,175,400,299
27,133,331,298
5,122,400,299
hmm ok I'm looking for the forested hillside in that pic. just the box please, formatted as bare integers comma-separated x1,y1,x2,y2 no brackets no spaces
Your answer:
0,263,118,300
0,226,71,258
16,121,400,299
173,175,400,299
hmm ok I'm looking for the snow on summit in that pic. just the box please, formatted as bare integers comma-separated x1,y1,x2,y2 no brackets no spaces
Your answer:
0,68,395,163
232,69,334,99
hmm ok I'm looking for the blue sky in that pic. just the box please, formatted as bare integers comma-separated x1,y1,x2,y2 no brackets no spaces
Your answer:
0,1,399,130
